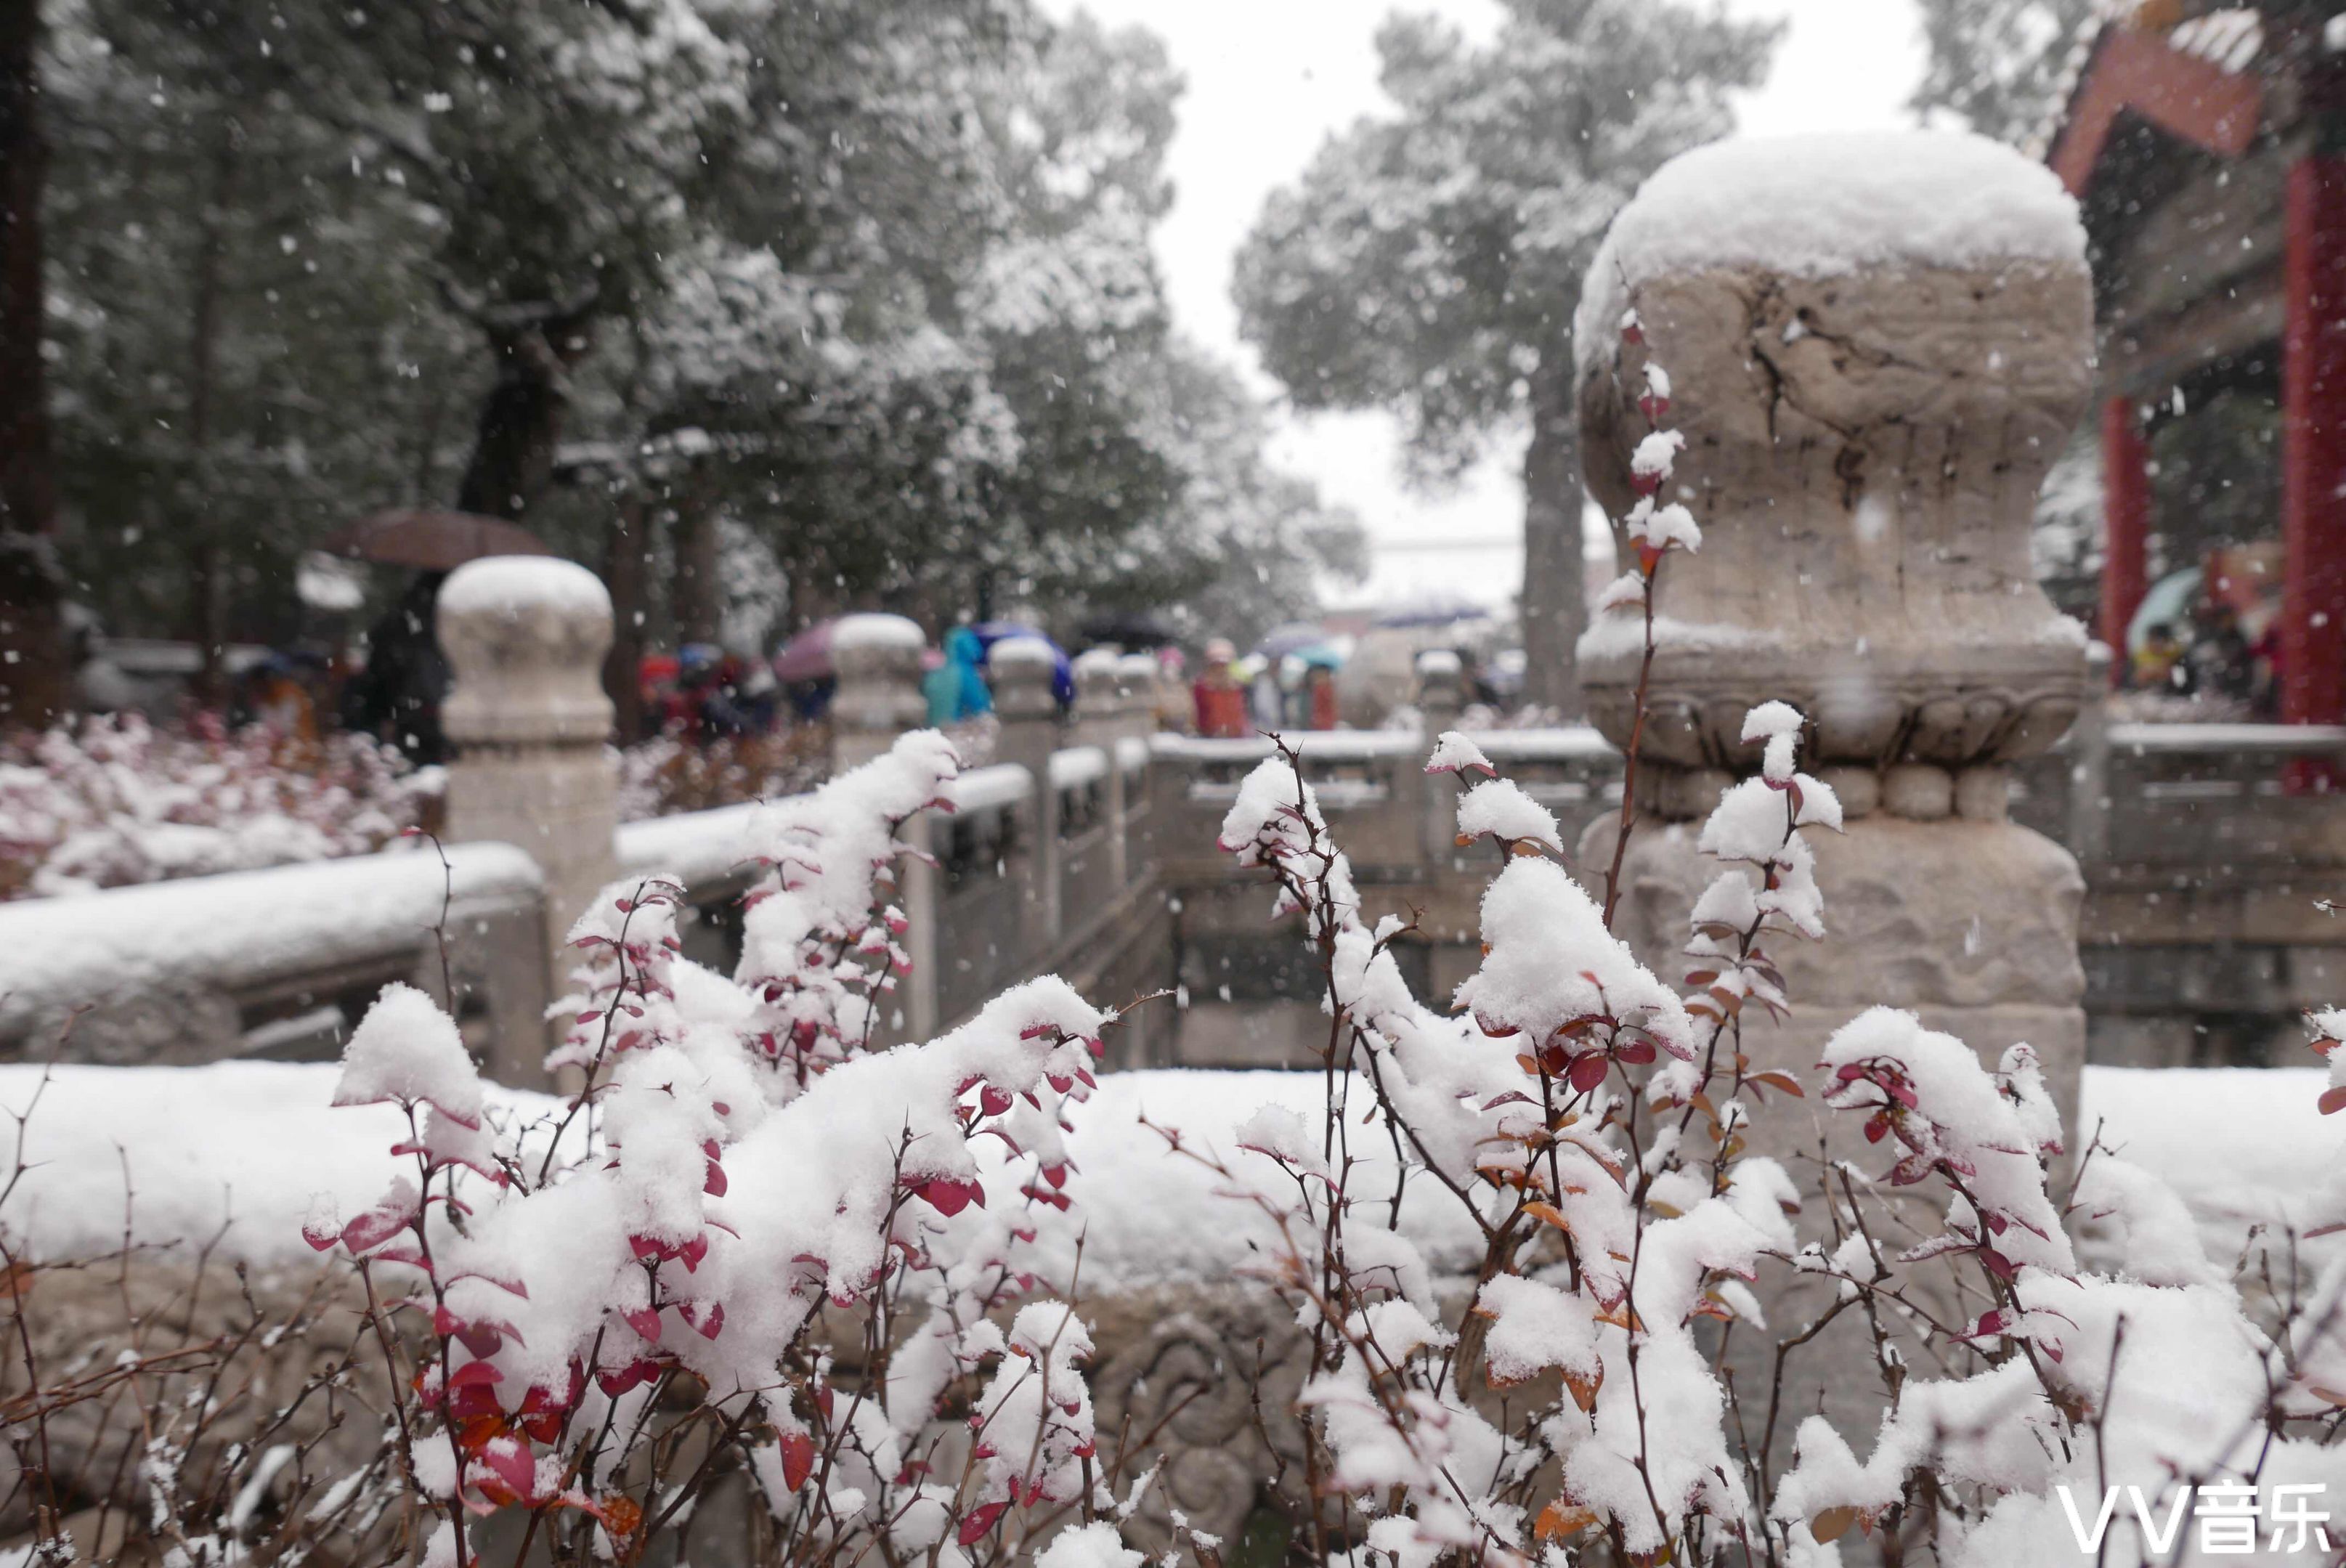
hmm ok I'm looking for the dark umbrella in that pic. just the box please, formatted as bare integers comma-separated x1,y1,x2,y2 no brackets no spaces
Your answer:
321,509,555,572
1076,609,1178,649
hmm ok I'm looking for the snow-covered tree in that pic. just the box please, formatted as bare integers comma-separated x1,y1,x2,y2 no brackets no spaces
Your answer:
600,9,1353,641
1232,1,1776,711
1910,0,2102,147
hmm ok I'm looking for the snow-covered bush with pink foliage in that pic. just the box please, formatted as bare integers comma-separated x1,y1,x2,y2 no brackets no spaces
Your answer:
1145,334,2346,1567
0,713,436,898
293,731,1132,1568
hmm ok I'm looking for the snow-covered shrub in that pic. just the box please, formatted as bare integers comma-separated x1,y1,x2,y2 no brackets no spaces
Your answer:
293,731,1129,1568
0,713,436,898
1159,328,2346,1567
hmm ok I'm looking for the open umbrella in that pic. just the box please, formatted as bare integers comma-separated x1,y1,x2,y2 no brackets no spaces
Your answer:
2127,566,2201,657
772,619,840,684
971,621,1075,706
1254,622,1326,660
321,509,555,572
1077,609,1178,649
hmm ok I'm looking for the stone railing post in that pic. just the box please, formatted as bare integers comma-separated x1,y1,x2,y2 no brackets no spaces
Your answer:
990,636,1063,953
1575,132,2092,1108
437,556,617,1077
2068,641,2113,866
1114,653,1161,744
1073,649,1134,887
829,614,929,774
1570,131,2094,1447
1073,648,1131,885
824,614,939,1040
1415,649,1466,866
1073,649,1124,747
1113,653,1161,879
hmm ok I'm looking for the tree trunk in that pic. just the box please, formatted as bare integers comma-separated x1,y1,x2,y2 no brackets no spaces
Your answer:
454,304,596,521
1519,370,1587,717
0,0,67,727
602,493,649,741
186,127,232,710
670,492,720,646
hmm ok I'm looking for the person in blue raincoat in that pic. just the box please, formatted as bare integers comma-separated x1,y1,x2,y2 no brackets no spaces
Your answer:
925,626,994,723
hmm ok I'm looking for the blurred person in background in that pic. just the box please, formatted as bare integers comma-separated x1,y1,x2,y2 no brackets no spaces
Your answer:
926,627,994,724
1306,663,1339,730
342,572,450,763
1246,655,1283,735
1192,638,1247,738
2132,622,2185,691
2185,601,2255,704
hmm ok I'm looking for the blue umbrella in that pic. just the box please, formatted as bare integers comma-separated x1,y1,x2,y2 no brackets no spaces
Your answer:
970,621,1076,706
1254,622,1326,660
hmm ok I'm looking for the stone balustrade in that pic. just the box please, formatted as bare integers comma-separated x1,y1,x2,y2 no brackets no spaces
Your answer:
0,612,2338,1080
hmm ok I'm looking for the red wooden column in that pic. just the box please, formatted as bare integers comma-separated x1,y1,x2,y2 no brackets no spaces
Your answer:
2101,396,2151,678
2283,153,2346,742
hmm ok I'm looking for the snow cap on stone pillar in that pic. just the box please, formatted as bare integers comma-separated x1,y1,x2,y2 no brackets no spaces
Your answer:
1416,647,1465,722
1573,131,2093,788
989,634,1059,723
1073,648,1121,725
1113,652,1157,701
438,556,614,746
830,614,928,768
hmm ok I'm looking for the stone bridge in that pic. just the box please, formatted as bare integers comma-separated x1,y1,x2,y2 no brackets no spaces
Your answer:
7,134,2346,1556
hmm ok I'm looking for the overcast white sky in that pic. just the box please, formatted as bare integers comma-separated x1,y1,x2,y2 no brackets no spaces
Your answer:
1032,0,1931,612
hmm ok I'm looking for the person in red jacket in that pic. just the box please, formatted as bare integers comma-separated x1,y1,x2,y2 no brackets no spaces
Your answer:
1192,638,1249,737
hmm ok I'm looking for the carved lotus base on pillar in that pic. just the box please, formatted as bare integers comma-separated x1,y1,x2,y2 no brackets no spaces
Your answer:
1578,808,2087,1461
1084,1286,1314,1553
1579,808,2087,1133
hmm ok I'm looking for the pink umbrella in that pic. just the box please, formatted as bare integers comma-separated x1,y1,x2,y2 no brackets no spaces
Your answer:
772,620,839,684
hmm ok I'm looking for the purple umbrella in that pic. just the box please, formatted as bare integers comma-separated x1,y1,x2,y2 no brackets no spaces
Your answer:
772,620,839,684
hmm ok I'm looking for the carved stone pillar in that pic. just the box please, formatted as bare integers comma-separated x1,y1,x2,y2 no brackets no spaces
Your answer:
1114,651,1161,744
828,614,928,774
1416,649,1467,866
1570,133,2095,1443
1073,649,1130,885
990,635,1063,953
438,558,617,915
1072,647,1123,747
437,557,618,1072
824,614,938,1040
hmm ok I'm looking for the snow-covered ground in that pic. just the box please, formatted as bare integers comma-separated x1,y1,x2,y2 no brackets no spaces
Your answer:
0,1062,2334,1288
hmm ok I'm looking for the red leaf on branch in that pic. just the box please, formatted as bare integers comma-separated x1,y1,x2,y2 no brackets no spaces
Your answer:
917,1177,986,1216
780,1429,816,1492
957,1502,1009,1547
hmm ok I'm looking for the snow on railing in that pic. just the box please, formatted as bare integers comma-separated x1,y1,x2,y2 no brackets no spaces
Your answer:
614,800,766,891
2104,722,2346,755
1150,727,1620,766
1047,745,1109,792
0,840,543,1043
945,762,1034,814
1149,731,1424,763
1472,726,1618,762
